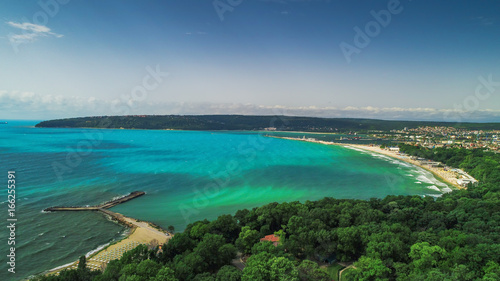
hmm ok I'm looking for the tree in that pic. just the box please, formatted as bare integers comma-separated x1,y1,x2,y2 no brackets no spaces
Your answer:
136,259,162,279
216,265,242,281
194,233,237,270
99,259,122,281
193,272,216,281
190,221,211,240
235,226,261,254
296,260,330,281
343,256,391,281
409,242,446,273
78,255,87,271
209,214,241,243
119,263,138,277
168,225,176,233
483,261,500,281
242,252,298,281
151,267,178,281
251,241,283,256
268,257,298,281
160,232,196,263
120,275,142,281
121,244,150,264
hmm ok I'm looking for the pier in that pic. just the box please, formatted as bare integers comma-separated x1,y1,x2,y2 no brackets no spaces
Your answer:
43,191,145,212
42,190,173,275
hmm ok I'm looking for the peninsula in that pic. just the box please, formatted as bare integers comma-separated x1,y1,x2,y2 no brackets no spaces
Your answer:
34,115,500,132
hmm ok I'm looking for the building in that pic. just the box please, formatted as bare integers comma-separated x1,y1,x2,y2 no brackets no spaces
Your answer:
260,234,280,246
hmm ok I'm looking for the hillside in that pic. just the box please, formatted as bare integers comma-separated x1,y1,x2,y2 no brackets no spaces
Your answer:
35,115,500,132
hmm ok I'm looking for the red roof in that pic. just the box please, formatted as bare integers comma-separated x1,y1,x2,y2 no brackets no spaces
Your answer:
260,234,280,243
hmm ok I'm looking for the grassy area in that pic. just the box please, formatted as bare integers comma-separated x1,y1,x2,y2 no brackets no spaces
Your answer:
323,263,345,281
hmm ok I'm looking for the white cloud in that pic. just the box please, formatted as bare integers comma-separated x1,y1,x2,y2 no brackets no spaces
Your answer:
473,16,495,26
6,21,63,43
2,91,500,122
184,31,207,36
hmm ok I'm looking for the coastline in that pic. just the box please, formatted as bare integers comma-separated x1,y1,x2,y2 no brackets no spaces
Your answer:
44,210,172,276
343,144,463,189
272,136,463,190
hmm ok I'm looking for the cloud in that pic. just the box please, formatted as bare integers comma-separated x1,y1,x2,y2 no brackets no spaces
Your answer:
6,21,63,43
473,16,495,26
184,31,207,36
165,103,500,122
2,91,500,122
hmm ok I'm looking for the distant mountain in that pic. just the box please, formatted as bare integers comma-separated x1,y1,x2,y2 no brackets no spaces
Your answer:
35,115,500,132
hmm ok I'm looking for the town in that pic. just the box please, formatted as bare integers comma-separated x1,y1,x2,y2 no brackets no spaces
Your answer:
370,126,499,151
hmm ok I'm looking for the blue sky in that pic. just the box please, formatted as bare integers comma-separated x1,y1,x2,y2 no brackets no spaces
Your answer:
1,0,499,121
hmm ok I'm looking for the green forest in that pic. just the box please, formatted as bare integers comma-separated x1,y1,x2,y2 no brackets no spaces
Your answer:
32,146,500,281
35,115,500,132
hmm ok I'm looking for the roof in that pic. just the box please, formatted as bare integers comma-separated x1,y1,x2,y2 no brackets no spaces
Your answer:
260,234,280,243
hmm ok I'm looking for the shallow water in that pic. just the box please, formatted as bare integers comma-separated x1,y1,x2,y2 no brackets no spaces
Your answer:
0,121,451,280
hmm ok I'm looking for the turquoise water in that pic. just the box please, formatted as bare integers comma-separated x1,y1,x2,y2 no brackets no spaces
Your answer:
0,121,451,280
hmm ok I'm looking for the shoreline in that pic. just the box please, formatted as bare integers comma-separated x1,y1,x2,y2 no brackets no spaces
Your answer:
272,136,464,190
343,144,463,190
44,210,172,276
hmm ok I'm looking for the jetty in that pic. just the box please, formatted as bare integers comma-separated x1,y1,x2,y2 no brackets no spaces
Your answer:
42,190,173,275
43,191,145,212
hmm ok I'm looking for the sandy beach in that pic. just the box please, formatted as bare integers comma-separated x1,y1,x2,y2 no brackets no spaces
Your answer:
273,136,464,189
343,144,463,189
46,210,172,274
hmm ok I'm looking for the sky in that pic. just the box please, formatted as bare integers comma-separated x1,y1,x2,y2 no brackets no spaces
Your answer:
1,0,499,121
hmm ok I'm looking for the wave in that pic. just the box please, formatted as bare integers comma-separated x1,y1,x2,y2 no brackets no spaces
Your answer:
426,185,441,192
344,146,366,153
416,175,434,184
442,187,453,193
415,169,448,187
48,261,76,272
85,242,110,258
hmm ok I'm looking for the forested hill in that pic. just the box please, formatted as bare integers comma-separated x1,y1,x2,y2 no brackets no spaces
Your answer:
35,115,500,132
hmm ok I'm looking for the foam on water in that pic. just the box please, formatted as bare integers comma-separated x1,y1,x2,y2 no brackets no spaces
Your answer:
85,242,111,258
426,185,441,192
442,187,453,193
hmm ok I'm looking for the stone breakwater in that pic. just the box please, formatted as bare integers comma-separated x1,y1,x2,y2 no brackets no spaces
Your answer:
43,191,146,212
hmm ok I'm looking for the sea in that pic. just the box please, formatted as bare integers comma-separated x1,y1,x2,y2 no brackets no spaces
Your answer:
0,120,452,280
